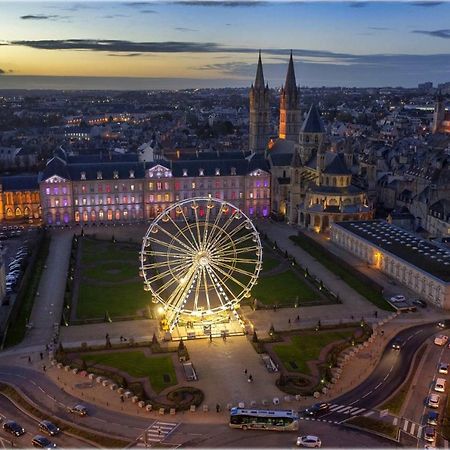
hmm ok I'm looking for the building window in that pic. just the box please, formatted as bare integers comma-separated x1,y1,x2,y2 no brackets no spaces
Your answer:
129,170,135,178
82,198,87,205
157,182,162,191
215,168,220,176
182,169,188,177
192,182,196,189
131,184,135,191
199,168,204,176
81,185,86,193
45,187,50,195
149,194,154,203
148,182,154,190
81,172,86,180
74,199,79,206
113,171,119,179
231,167,236,176
62,186,67,194
123,196,128,204
175,182,180,191
164,182,169,190
97,171,102,180
107,210,113,221
164,193,170,201
105,185,111,193
107,197,112,205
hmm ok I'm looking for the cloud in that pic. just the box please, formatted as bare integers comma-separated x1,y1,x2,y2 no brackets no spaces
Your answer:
123,2,153,6
108,53,142,57
412,29,450,39
173,1,267,6
348,2,369,7
9,39,225,53
141,9,158,13
174,27,198,32
101,14,128,19
369,26,390,31
410,1,444,6
20,14,68,20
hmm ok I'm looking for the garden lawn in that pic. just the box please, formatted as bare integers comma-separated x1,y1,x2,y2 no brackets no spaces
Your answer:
77,282,150,318
82,351,177,394
81,238,139,265
273,330,354,375
251,270,316,305
83,261,139,283
262,256,280,272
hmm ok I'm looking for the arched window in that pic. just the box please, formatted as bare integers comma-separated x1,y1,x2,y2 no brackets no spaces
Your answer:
123,209,129,220
46,212,53,224
82,211,88,222
24,207,30,217
99,210,104,220
115,210,121,221
15,207,22,217
107,210,113,221
91,210,96,221
333,178,337,186
74,211,80,222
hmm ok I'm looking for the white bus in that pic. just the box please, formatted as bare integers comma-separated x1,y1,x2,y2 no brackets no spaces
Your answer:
229,407,299,431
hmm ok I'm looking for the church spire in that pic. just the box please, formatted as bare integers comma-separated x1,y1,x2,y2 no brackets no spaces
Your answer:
254,50,265,90
284,50,297,94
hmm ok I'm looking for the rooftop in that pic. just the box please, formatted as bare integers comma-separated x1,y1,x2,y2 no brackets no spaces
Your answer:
334,220,450,283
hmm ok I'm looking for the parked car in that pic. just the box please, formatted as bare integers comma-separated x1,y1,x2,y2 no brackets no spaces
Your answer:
439,363,449,374
428,394,440,408
2,420,25,436
424,426,436,444
31,435,57,448
304,403,331,417
38,420,60,436
296,435,321,448
67,404,87,416
390,295,406,303
427,411,439,426
434,335,448,346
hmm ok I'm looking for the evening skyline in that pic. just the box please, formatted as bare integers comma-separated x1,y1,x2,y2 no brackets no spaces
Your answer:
1,0,450,89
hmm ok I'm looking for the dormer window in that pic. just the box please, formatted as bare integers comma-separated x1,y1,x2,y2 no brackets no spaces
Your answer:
231,167,236,176
182,169,188,177
81,171,86,180
215,168,220,176
113,170,119,179
129,170,135,179
97,171,102,180
199,168,204,176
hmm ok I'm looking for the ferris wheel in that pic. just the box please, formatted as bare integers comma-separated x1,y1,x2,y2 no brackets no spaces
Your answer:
140,197,262,331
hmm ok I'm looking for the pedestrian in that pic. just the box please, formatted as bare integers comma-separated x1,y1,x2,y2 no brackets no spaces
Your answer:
374,310,378,318
381,329,384,336
45,344,49,352
248,374,253,383
157,427,162,436
296,315,300,321
288,319,291,325
106,333,109,340
244,368,248,375
40,352,43,360
216,403,220,413
28,356,31,364
120,395,124,403
42,365,46,372
209,334,213,343
120,335,123,342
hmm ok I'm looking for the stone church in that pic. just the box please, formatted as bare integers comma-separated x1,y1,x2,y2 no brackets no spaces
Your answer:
249,52,373,231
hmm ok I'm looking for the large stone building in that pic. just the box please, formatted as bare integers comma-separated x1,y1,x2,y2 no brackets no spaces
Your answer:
432,91,450,134
39,148,270,226
0,175,41,222
331,220,450,308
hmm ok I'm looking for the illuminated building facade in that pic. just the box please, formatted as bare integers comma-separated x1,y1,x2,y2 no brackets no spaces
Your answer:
39,149,270,225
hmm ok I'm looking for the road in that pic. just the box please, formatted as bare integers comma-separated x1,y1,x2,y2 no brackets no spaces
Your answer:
0,394,93,448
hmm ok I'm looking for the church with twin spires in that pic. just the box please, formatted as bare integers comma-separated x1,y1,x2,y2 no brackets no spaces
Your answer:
250,51,374,231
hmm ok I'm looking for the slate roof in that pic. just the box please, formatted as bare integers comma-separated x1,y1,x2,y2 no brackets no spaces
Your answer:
0,175,39,191
322,153,351,175
301,104,325,133
270,153,294,167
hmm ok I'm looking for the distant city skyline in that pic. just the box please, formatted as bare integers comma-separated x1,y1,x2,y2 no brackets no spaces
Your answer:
1,0,450,89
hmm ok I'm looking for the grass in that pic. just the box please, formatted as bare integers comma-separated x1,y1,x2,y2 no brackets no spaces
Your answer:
0,383,127,447
82,351,177,394
77,282,150,318
347,416,398,440
262,256,280,272
290,235,394,311
83,261,139,282
251,270,317,305
273,330,354,375
5,233,51,347
76,237,150,319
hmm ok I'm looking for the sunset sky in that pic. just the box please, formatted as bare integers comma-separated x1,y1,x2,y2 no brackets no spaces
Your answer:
1,0,450,89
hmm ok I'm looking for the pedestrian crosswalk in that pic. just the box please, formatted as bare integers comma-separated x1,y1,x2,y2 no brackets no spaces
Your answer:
135,421,179,447
398,418,422,439
300,403,369,424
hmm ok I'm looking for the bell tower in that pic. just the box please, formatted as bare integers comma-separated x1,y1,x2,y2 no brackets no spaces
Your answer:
279,51,301,142
249,51,271,153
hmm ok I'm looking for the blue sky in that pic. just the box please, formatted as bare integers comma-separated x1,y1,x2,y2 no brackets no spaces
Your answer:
0,1,449,89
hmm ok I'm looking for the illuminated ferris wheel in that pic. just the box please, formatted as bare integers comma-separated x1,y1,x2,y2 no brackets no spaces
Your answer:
140,197,262,332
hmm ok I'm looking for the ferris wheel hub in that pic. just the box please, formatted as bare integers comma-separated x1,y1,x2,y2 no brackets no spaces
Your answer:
195,250,210,267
